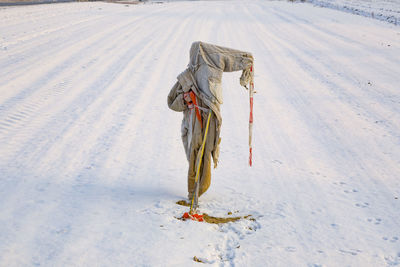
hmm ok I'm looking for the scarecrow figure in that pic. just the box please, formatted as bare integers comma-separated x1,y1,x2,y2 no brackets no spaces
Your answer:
168,41,254,205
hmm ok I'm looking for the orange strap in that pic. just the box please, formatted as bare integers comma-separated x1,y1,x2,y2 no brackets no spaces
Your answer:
189,91,203,128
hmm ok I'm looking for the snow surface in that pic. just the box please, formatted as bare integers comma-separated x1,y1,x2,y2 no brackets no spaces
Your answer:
1,0,400,266
307,0,400,25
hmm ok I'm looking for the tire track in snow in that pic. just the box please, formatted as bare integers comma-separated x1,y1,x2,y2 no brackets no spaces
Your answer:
270,5,400,64
0,3,91,26
221,2,399,264
19,6,207,265
287,4,400,47
99,1,225,196
237,3,400,262
212,4,296,264
258,5,400,104
0,17,128,111
0,3,194,163
253,4,400,166
128,2,225,202
34,6,200,178
268,7,400,97
0,4,173,85
0,4,170,103
0,6,201,265
0,13,105,51
0,5,175,161
257,5,399,174
0,14,109,82
0,2,171,208
92,11,202,179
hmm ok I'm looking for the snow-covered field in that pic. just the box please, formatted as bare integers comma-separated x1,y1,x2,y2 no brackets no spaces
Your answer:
1,1,400,266
308,0,400,25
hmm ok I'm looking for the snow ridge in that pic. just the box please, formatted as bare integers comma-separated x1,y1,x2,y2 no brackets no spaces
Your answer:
307,0,400,26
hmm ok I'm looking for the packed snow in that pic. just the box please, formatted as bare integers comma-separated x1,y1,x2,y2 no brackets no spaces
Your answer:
307,0,400,25
0,0,400,266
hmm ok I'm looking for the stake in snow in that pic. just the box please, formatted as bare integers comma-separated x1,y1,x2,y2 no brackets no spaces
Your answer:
167,41,254,220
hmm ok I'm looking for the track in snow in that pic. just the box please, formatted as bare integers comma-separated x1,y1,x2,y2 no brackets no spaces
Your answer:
0,1,400,266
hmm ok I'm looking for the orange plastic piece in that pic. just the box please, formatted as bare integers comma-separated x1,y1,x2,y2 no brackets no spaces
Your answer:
182,212,204,222
189,91,203,128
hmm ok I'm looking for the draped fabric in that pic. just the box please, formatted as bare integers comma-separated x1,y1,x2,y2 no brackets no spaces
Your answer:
168,41,253,199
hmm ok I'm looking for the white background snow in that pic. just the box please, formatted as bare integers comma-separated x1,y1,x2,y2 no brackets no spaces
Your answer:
1,0,400,266
307,0,400,25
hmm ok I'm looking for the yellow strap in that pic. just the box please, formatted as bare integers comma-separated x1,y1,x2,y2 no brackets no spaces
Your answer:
190,111,212,213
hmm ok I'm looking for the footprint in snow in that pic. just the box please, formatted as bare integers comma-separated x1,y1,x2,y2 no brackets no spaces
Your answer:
285,246,296,252
384,252,400,266
339,249,362,256
388,237,399,243
271,159,283,165
355,202,369,208
344,189,359,194
367,218,382,225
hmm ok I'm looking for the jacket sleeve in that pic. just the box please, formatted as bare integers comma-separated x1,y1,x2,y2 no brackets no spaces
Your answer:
193,41,253,73
167,81,187,112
